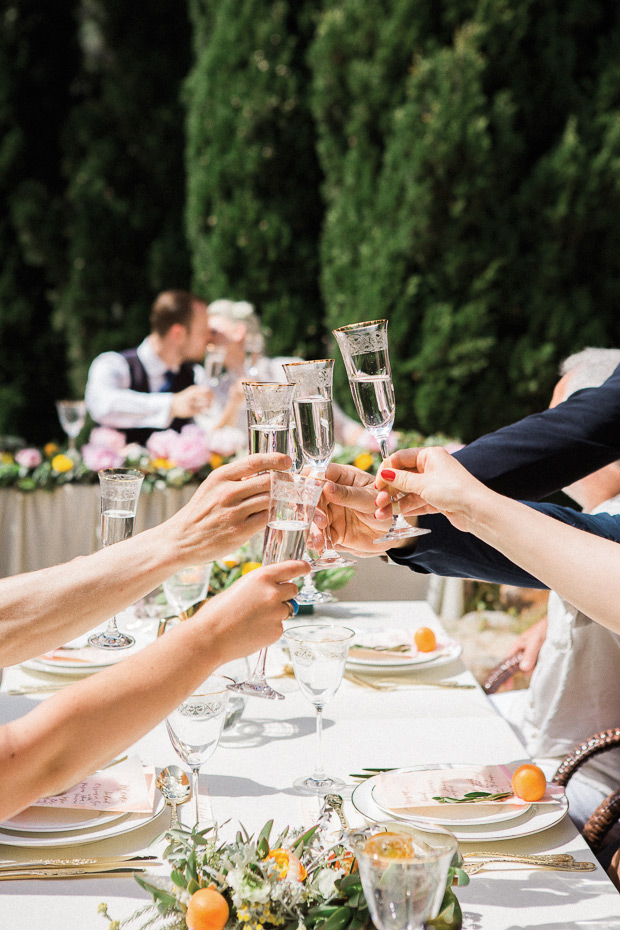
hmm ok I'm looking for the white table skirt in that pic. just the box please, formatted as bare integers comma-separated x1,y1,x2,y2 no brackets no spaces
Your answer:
0,601,619,928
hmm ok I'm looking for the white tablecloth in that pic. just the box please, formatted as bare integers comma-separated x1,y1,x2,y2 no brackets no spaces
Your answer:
1,602,619,928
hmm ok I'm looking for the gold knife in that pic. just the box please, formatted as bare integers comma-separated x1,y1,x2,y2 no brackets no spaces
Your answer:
0,865,149,880
0,855,158,871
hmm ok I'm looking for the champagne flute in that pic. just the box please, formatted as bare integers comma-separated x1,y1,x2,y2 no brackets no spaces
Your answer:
333,320,431,543
283,359,356,572
228,470,326,700
166,674,231,826
163,562,214,619
243,381,295,454
352,827,457,930
56,400,86,454
283,623,354,794
88,468,144,649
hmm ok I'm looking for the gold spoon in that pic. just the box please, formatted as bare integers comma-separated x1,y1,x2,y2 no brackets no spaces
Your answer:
156,766,191,827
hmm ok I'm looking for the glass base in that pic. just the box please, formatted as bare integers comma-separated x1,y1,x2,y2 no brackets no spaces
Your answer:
296,587,336,605
310,554,356,570
293,773,347,796
227,679,285,701
373,525,431,544
88,630,135,649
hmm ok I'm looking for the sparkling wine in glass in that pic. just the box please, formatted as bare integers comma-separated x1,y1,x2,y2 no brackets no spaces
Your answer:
243,381,295,456
283,360,355,580
284,623,354,794
228,470,326,701
166,674,231,826
88,468,144,650
56,400,86,453
333,320,431,544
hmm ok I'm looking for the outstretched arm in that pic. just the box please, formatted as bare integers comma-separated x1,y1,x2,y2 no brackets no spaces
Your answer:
0,560,307,821
0,453,291,665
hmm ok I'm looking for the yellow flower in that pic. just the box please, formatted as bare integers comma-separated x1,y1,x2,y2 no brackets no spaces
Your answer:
151,457,173,470
0,451,14,465
353,452,374,471
51,454,74,473
44,442,59,458
241,561,262,575
210,453,224,469
265,848,307,882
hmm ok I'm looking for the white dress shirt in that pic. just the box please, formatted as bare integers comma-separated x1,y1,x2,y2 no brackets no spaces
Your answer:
85,337,204,430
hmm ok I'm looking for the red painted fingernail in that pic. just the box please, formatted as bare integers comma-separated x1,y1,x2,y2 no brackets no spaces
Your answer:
381,469,396,481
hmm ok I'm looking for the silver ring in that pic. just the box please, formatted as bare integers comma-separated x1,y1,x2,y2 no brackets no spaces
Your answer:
286,599,299,619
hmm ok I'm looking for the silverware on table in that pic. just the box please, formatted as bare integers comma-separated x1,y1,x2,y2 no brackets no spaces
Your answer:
156,765,191,827
0,855,158,872
343,671,475,691
324,794,350,831
463,857,595,874
0,865,151,880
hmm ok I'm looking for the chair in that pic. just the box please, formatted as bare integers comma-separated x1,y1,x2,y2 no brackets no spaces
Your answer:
483,655,620,854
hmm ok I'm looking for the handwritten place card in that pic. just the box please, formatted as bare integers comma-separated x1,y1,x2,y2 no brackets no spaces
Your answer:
32,755,156,813
374,765,564,816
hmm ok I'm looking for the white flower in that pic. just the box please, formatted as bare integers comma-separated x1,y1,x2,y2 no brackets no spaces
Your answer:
310,866,342,898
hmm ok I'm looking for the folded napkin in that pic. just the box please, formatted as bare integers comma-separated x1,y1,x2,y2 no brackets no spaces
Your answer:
32,755,156,814
350,626,452,662
374,764,564,817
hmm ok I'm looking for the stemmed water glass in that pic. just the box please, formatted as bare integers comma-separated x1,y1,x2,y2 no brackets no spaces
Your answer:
228,470,326,700
163,563,214,620
283,623,354,794
88,468,144,649
166,674,231,827
352,827,457,930
243,382,295,455
333,320,431,543
56,400,86,454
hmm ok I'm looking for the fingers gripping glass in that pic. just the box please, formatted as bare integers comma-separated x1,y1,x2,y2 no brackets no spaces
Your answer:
333,320,430,544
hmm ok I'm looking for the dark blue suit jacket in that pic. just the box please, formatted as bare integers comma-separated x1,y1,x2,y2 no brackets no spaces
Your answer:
389,364,620,587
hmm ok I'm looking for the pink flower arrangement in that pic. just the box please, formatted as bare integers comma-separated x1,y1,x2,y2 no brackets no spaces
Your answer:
81,443,125,471
88,427,127,452
147,425,211,472
15,448,43,469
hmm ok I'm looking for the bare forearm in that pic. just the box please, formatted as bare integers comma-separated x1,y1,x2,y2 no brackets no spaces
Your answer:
0,524,181,665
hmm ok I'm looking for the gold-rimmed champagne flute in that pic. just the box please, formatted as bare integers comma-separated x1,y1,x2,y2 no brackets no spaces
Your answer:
227,470,326,700
88,468,144,649
243,381,295,454
333,320,431,544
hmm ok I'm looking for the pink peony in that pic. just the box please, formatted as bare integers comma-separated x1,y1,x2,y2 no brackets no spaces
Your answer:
170,425,211,471
88,426,126,452
146,430,179,460
15,447,43,469
81,443,124,471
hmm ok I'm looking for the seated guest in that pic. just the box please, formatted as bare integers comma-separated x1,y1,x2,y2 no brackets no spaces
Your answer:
85,289,213,444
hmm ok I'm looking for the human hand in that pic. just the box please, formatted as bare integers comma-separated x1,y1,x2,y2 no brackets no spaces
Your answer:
166,453,292,563
373,446,489,532
506,617,548,674
309,463,394,556
170,384,213,419
193,559,308,665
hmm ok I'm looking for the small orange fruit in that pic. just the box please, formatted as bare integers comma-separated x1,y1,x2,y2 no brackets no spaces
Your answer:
186,887,229,930
414,627,437,652
363,831,415,860
511,764,547,802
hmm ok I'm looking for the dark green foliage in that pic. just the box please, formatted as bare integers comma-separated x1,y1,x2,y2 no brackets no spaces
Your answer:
0,1,76,442
312,1,620,440
185,0,324,359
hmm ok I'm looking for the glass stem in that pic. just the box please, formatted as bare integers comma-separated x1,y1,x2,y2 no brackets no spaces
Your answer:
192,767,200,826
380,440,402,520
249,648,268,682
313,706,327,782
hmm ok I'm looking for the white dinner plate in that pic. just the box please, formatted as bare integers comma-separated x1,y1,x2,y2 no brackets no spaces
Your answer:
346,626,461,670
21,657,110,678
369,764,532,826
0,806,125,834
0,796,166,848
347,641,462,671
352,774,569,843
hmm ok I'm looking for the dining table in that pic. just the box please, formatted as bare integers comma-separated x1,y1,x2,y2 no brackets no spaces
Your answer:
1,600,619,929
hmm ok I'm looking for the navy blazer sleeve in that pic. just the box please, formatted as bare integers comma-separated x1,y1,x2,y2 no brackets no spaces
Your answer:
389,504,620,588
453,364,620,500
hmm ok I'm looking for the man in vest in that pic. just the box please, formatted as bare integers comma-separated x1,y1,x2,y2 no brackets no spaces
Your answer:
85,290,213,444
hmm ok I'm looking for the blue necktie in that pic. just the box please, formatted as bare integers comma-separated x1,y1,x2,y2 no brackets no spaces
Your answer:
159,370,176,393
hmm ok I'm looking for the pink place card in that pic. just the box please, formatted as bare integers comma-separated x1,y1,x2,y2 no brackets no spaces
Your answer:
32,755,156,813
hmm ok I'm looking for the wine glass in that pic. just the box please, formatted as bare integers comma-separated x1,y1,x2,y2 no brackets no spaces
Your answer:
204,343,227,388
243,381,295,454
88,468,144,649
352,827,457,930
283,623,354,794
333,320,431,543
228,470,326,700
162,563,213,619
166,674,232,826
56,400,86,453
